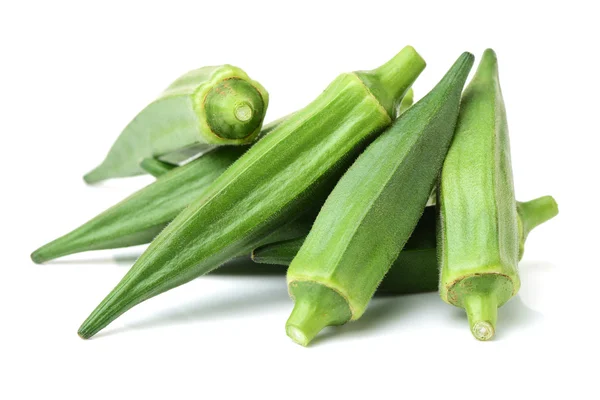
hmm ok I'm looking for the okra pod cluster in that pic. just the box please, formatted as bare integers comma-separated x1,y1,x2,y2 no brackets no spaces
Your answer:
32,46,558,345
77,46,426,338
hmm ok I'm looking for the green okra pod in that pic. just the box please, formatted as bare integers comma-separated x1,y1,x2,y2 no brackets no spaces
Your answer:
31,118,288,264
84,65,269,183
33,147,245,263
252,198,558,295
77,46,426,339
438,49,530,341
285,53,474,346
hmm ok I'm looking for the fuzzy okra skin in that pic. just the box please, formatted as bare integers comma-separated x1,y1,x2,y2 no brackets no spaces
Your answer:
84,65,269,183
252,198,558,295
31,118,288,264
77,46,426,339
438,49,521,341
285,53,474,347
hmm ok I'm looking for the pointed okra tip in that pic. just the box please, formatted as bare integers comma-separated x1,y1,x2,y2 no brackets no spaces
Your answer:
453,52,476,75
78,316,97,339
429,51,474,98
83,165,112,185
471,48,499,82
78,319,100,340
286,281,352,346
30,241,62,264
30,249,45,264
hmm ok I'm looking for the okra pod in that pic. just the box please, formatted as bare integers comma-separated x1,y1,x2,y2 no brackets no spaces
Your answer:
84,65,269,183
252,198,558,295
77,46,426,338
438,49,525,340
32,118,288,264
285,53,474,346
32,147,245,264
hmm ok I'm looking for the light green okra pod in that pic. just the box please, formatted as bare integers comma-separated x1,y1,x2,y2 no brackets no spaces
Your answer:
438,49,525,341
31,119,288,264
84,65,269,183
285,52,474,346
252,198,558,295
77,46,426,339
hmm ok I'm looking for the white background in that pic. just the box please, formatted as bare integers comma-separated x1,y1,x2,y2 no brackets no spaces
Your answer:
2,1,599,398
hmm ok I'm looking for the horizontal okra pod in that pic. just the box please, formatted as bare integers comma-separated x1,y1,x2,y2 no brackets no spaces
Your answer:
438,49,525,341
84,65,269,183
33,147,244,264
285,52,474,346
31,119,288,264
78,46,426,339
252,198,558,295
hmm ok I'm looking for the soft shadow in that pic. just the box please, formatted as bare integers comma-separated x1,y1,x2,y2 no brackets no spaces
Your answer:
212,256,287,276
496,296,543,340
97,278,289,338
38,252,142,266
311,292,440,347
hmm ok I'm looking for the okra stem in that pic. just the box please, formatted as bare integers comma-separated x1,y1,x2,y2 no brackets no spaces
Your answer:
463,292,498,341
518,195,559,240
356,47,425,117
286,282,351,346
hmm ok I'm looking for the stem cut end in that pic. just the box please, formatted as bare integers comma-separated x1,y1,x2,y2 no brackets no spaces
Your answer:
234,103,253,122
472,321,495,341
285,324,312,347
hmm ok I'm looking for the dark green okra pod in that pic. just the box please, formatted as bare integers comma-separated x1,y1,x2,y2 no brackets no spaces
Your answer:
285,53,474,346
252,198,558,295
84,65,269,183
438,49,527,341
78,46,426,339
31,118,288,264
